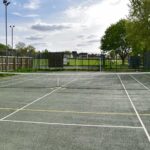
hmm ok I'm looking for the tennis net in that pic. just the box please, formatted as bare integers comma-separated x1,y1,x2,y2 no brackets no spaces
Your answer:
0,72,150,90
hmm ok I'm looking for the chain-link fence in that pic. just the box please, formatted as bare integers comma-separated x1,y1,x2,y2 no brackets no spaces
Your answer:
0,52,150,72
64,58,101,71
0,56,32,71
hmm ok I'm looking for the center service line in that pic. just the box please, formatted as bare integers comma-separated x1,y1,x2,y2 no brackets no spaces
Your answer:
117,74,150,142
0,78,77,121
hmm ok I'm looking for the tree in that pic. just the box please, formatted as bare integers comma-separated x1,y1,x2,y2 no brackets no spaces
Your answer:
15,42,26,50
15,42,36,56
26,45,36,56
0,43,9,55
101,19,130,65
109,50,116,60
64,50,71,55
38,49,49,59
15,42,26,56
0,43,7,50
127,0,150,53
43,49,49,53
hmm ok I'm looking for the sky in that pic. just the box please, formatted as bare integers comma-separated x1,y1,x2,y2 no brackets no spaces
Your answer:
0,0,130,53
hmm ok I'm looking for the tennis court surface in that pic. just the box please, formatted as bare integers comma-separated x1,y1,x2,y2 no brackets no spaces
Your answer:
0,72,150,150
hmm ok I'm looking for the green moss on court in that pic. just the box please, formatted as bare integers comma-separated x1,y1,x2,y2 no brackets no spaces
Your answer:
0,74,15,78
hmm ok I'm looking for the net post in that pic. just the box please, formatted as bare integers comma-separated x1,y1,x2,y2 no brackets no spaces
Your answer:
57,78,60,87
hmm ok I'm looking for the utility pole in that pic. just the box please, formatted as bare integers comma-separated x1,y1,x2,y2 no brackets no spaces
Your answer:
10,25,15,50
3,0,10,71
3,0,10,56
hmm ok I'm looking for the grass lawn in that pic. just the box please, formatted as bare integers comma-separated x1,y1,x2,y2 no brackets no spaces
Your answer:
33,59,49,67
68,59,100,66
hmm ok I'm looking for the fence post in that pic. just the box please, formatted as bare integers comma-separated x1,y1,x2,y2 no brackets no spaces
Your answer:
13,56,15,70
88,58,89,71
21,57,22,69
0,56,1,72
115,53,117,72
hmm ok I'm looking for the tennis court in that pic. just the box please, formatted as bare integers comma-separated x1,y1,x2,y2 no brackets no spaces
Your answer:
0,72,150,150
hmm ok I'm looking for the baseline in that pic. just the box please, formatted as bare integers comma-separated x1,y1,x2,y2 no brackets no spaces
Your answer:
0,119,143,129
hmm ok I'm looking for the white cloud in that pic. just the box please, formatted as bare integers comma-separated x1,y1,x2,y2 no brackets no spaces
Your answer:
65,0,129,26
108,0,122,5
61,0,130,53
24,0,41,10
12,12,22,17
31,23,71,32
2,0,130,53
12,12,39,18
26,35,43,41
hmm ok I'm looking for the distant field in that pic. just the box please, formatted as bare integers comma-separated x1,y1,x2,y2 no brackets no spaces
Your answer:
33,59,49,67
33,58,101,67
105,59,128,69
68,59,100,66
32,58,129,71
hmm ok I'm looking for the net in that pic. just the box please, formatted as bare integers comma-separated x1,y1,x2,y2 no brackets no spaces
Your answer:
0,72,98,89
0,72,150,90
0,73,60,89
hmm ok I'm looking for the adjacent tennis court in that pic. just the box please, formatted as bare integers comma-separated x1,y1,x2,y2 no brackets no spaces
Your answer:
0,72,150,150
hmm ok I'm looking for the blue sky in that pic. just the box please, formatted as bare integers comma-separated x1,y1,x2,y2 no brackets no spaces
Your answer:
0,0,129,53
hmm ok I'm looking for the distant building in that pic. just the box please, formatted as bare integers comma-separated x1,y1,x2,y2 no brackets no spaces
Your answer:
78,53,88,58
72,51,78,58
63,51,72,65
88,54,100,59
64,52,72,58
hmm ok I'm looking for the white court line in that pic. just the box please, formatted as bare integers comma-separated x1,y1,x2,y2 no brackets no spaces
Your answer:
117,74,150,142
0,79,76,121
0,119,143,129
130,75,150,91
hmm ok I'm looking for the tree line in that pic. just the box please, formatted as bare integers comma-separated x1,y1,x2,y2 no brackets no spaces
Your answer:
0,42,48,57
100,0,150,64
